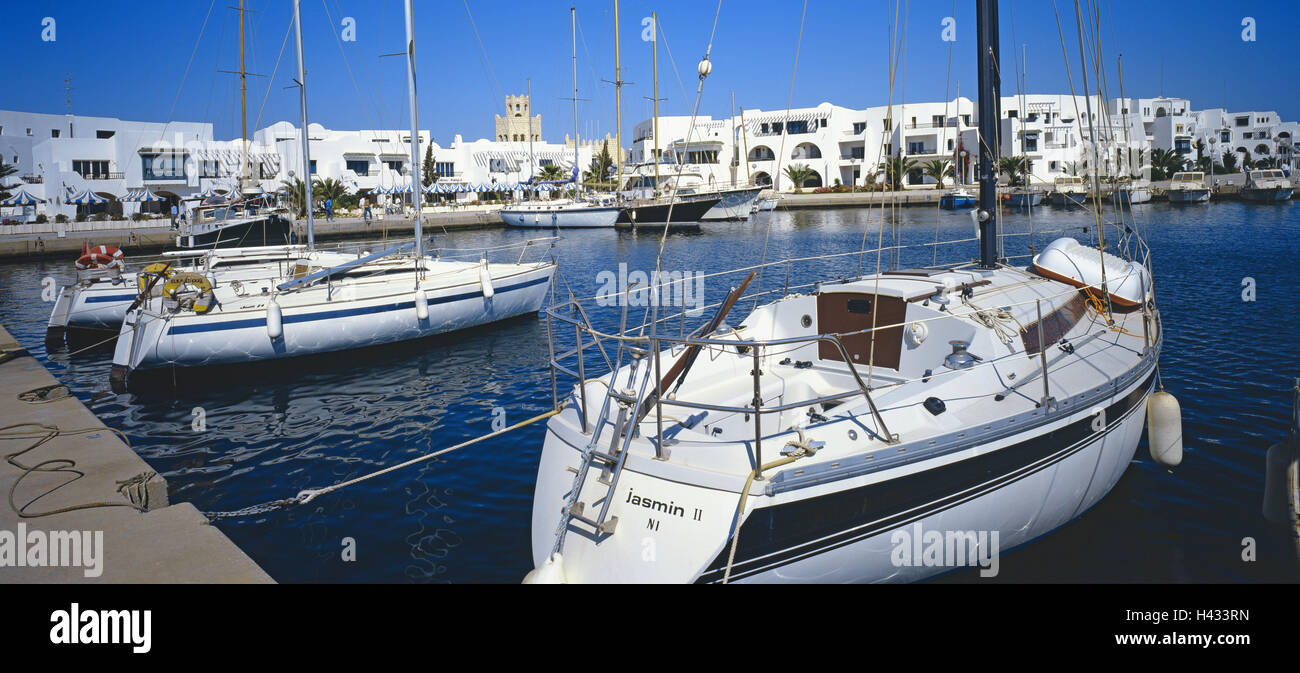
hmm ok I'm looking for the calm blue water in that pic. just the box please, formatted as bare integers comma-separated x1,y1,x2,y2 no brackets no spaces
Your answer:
1,201,1297,583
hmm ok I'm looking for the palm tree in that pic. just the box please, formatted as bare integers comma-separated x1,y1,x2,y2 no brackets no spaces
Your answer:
312,177,350,204
922,159,954,190
1221,151,1239,174
997,156,1029,186
878,155,917,188
1064,161,1081,177
537,163,567,181
783,163,814,193
279,178,308,218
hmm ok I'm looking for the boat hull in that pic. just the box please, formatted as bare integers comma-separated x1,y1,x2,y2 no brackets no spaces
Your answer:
939,194,976,209
1167,188,1210,203
1112,188,1151,206
112,264,554,378
617,195,722,225
530,360,1155,583
177,214,292,249
500,206,621,228
1007,192,1043,208
1240,187,1295,202
1049,191,1087,207
700,187,763,220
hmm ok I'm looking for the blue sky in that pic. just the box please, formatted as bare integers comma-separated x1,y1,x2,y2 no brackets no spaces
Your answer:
4,0,1297,145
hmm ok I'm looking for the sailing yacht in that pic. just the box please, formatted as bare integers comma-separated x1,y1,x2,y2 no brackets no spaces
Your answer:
501,8,620,230
524,0,1175,583
110,0,555,386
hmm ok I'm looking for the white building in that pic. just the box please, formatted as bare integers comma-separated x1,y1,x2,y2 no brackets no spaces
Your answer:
628,94,1155,192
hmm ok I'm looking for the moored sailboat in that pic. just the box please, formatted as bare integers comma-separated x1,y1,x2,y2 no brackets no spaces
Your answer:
524,0,1177,583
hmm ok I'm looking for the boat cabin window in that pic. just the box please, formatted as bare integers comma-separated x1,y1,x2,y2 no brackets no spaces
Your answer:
815,292,906,370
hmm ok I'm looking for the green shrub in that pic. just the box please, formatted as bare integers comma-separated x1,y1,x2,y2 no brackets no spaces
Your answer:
35,214,48,224
55,214,68,223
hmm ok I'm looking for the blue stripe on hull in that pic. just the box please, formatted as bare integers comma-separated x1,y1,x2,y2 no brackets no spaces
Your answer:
85,294,138,303
166,275,550,335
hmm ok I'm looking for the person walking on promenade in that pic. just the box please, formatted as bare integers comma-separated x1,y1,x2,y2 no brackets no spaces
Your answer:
325,197,334,222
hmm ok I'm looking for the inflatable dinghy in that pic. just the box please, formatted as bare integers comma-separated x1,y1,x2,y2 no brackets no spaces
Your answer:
1031,237,1151,308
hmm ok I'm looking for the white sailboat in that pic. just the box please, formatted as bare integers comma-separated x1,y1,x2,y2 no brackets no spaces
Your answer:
523,1,1179,583
110,0,555,386
501,7,620,229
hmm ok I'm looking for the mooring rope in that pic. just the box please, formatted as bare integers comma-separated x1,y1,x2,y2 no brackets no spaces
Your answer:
204,408,559,520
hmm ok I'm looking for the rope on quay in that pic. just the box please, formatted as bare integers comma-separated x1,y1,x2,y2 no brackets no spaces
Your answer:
203,408,560,521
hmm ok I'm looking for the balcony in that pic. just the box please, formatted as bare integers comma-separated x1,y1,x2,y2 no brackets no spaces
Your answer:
78,171,125,181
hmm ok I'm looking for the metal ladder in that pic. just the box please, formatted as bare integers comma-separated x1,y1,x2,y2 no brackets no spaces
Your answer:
550,296,658,556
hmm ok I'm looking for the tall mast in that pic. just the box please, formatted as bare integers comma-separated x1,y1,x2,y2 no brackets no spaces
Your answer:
570,6,580,200
613,0,624,196
652,11,660,191
975,0,1001,268
292,0,315,250
239,0,248,192
403,0,424,267
527,78,535,200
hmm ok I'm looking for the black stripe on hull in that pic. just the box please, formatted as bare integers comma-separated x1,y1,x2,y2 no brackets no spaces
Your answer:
696,371,1155,583
616,197,721,224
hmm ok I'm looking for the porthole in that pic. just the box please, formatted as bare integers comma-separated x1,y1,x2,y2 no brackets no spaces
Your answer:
801,314,812,328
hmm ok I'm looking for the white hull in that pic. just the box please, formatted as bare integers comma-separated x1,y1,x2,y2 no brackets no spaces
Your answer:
700,188,764,220
112,261,553,375
501,205,621,228
531,364,1152,583
52,279,140,331
1167,188,1210,203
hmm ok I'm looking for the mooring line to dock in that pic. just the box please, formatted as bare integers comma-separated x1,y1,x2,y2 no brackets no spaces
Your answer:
1,422,152,518
203,408,561,520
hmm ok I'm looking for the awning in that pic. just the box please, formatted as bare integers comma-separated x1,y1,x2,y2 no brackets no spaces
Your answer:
0,189,41,206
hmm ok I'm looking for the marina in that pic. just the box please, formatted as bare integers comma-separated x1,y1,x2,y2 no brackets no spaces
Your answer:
1,0,1297,594
2,201,1297,583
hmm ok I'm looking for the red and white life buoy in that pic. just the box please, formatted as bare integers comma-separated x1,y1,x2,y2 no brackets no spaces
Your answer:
75,244,125,271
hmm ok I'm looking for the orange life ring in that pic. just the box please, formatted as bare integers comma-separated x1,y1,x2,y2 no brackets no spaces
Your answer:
75,245,125,270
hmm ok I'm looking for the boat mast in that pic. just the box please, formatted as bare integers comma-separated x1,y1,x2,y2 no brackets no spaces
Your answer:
527,77,535,200
652,11,660,192
239,0,248,193
614,0,625,197
975,0,1002,268
403,0,425,267
570,7,581,201
292,0,315,250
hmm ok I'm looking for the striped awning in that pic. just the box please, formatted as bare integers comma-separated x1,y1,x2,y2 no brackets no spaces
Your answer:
66,190,110,204
0,189,41,206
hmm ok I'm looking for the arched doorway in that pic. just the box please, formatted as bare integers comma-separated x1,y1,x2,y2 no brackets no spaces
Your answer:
791,142,822,160
752,171,772,186
801,169,823,189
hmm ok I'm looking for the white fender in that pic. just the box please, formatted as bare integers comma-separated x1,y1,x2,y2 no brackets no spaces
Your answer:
522,553,566,584
479,258,495,299
414,290,429,321
1146,391,1183,467
266,299,283,340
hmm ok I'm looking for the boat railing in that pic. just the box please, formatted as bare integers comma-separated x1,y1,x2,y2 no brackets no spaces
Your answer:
541,242,1129,472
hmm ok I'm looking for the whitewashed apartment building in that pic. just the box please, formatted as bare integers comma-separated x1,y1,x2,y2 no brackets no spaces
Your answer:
1,109,595,220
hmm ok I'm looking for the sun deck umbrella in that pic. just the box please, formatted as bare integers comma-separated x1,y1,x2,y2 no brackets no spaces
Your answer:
136,190,165,203
120,189,140,202
1,189,43,206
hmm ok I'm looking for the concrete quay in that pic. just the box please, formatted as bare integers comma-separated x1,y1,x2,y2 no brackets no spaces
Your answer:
0,325,273,583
